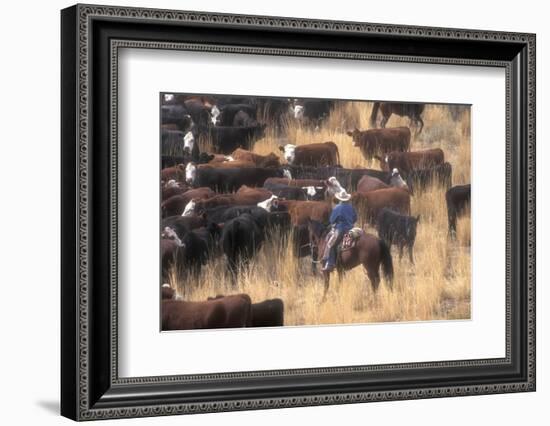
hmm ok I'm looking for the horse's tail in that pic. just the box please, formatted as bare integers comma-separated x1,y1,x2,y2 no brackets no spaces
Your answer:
378,238,394,288
370,102,381,127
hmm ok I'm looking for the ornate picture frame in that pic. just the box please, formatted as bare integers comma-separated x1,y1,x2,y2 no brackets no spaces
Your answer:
61,4,535,420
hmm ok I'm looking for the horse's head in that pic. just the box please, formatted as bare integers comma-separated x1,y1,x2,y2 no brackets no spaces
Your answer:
307,219,328,261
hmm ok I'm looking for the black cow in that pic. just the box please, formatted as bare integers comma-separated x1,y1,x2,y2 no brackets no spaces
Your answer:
406,162,453,193
161,214,207,240
215,104,257,126
161,104,193,132
233,110,259,127
376,208,420,264
161,129,200,162
187,166,285,192
180,222,222,275
445,184,471,236
183,99,212,128
263,182,309,201
203,205,291,236
220,213,265,283
206,125,267,154
251,299,285,327
292,99,334,126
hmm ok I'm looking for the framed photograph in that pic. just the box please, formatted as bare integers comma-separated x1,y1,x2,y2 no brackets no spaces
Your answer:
61,4,536,421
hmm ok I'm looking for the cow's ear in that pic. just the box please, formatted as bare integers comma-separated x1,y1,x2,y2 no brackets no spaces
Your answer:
373,155,381,161
177,164,185,171
346,131,353,137
278,146,284,152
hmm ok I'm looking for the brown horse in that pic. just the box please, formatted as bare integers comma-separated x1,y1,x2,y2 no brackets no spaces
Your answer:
307,220,393,300
370,102,425,134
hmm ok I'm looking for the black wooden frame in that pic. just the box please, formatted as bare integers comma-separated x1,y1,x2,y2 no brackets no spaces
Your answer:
61,4,536,421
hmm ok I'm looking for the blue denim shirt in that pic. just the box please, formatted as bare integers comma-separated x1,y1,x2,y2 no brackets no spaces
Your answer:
329,202,357,234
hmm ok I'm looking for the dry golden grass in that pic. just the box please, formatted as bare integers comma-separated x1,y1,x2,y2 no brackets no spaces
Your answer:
167,101,471,325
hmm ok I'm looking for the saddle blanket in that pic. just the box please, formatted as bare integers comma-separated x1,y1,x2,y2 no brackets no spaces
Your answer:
340,227,363,250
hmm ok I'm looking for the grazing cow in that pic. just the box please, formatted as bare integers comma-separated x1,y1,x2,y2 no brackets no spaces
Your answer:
231,148,281,168
206,125,267,154
213,104,257,126
376,208,420,263
251,299,285,327
370,102,425,133
278,200,331,226
445,184,471,235
161,284,175,300
279,142,340,167
161,294,252,330
352,188,411,224
185,164,285,192
221,214,265,282
161,214,207,239
346,127,411,159
161,187,216,217
406,162,453,192
375,148,445,175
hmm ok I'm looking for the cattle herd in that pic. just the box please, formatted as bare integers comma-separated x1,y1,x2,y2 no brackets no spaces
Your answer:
160,94,471,331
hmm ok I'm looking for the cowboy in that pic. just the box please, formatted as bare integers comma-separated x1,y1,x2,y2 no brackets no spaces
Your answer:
321,190,357,272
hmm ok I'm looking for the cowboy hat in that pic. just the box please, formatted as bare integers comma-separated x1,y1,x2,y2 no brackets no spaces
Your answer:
335,190,352,202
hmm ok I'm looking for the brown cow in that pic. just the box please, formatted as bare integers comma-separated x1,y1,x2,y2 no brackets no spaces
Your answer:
346,127,411,159
161,187,215,217
161,294,252,330
161,164,186,182
190,188,272,211
375,148,444,174
231,148,281,168
278,200,331,225
352,188,411,224
207,295,285,328
356,175,390,193
279,142,340,167
161,180,189,201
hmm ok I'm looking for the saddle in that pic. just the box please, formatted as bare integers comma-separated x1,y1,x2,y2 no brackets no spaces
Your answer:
339,227,363,251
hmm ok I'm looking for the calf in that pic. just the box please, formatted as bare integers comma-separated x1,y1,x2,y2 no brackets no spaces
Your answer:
376,208,420,263
376,148,445,175
346,126,411,159
352,188,411,224
161,294,252,330
279,142,340,167
445,184,471,236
